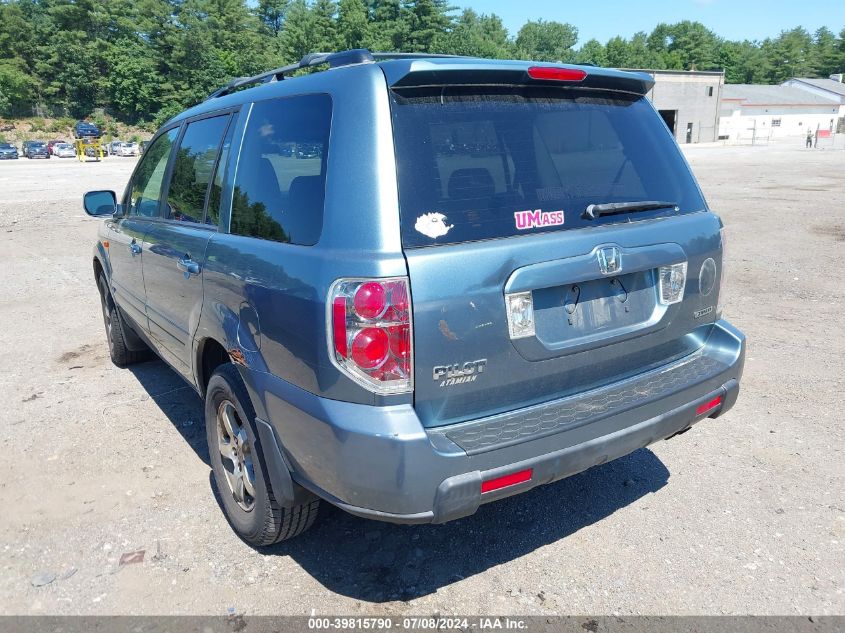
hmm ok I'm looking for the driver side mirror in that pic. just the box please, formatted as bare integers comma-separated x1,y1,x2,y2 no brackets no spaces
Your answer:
83,190,117,217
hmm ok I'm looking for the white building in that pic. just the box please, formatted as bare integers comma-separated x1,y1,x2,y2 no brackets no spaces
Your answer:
782,77,845,114
782,77,845,132
718,84,840,141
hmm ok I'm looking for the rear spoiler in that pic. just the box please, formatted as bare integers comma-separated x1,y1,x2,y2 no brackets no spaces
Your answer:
381,60,655,96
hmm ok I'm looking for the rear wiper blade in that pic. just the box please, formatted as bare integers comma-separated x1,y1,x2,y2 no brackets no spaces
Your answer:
583,200,679,220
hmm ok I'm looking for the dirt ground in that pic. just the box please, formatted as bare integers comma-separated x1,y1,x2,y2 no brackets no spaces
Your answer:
0,143,843,616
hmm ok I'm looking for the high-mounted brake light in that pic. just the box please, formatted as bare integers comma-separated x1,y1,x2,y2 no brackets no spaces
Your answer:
527,67,587,82
329,278,412,394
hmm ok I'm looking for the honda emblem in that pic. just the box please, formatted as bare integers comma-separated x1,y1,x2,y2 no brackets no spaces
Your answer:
597,246,622,275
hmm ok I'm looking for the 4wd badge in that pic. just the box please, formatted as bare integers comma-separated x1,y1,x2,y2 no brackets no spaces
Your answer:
433,359,487,387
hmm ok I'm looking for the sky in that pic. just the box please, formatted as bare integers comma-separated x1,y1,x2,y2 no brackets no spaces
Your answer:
451,0,841,44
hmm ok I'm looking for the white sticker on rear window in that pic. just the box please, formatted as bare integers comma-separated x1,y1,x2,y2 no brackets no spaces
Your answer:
415,212,453,239
514,209,564,230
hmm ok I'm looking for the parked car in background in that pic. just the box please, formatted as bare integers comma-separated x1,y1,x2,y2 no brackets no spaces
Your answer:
83,50,746,545
0,143,19,159
53,142,76,158
23,141,49,159
74,120,102,139
47,140,66,155
117,142,139,157
108,140,123,156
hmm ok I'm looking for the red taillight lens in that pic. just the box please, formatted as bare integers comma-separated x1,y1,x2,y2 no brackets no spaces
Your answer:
333,297,348,358
481,468,533,494
354,281,387,319
527,66,587,82
351,327,389,369
329,278,413,394
696,395,722,416
387,325,410,360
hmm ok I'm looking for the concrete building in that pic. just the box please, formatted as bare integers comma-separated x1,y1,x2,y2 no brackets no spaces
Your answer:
718,84,840,141
632,69,725,144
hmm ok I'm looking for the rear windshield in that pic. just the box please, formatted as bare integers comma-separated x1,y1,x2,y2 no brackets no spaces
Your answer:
390,87,706,247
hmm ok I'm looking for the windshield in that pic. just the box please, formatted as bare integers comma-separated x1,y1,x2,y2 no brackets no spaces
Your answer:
390,86,706,247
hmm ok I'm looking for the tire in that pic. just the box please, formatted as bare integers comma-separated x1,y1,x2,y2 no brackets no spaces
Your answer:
97,274,147,367
206,363,319,545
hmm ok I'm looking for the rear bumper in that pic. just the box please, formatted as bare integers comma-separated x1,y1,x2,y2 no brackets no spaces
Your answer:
245,319,745,523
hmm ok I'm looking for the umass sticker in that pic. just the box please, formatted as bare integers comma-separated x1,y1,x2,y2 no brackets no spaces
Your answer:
514,209,564,230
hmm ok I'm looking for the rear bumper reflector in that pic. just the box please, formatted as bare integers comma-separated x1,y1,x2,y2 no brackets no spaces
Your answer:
481,468,533,494
696,395,722,416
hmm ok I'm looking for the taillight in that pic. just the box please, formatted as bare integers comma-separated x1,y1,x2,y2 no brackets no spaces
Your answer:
328,278,412,394
527,66,587,82
657,262,687,305
716,227,727,317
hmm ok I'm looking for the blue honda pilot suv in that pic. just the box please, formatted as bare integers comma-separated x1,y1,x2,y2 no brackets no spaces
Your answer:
83,50,745,545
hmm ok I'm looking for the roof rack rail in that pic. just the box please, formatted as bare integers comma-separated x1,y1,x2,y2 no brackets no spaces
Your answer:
205,49,465,100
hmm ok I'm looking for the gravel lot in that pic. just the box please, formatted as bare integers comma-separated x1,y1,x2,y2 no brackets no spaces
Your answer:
0,144,843,616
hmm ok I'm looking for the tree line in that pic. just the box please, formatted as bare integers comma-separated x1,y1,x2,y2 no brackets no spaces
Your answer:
1,0,843,126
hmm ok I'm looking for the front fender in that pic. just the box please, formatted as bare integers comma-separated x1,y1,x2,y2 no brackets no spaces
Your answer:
93,237,112,281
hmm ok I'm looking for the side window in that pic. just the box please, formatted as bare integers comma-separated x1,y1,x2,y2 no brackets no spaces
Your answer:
128,129,177,217
206,115,238,227
165,115,230,223
230,94,332,245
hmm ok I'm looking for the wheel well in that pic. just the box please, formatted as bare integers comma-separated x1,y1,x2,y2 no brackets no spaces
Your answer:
199,338,229,396
93,258,112,308
93,258,104,285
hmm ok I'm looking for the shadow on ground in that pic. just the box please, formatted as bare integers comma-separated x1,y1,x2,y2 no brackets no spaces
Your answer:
130,358,670,603
128,358,208,463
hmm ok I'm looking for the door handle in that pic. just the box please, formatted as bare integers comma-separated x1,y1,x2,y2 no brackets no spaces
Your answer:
177,256,200,276
129,241,141,256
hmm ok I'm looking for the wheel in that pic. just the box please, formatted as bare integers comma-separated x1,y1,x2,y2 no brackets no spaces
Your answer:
97,274,147,367
206,363,319,545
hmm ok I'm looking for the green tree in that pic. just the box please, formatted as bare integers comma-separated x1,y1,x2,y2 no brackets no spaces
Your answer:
433,9,510,58
576,39,608,67
405,0,453,53
605,36,630,68
515,19,578,62
364,0,408,51
656,21,720,70
766,27,816,81
812,27,841,77
310,0,341,52
337,0,369,50
0,61,36,117
105,40,163,122
280,0,313,61
626,31,662,69
257,0,290,35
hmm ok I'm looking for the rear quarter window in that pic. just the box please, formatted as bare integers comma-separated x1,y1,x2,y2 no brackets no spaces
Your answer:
390,87,706,247
230,93,332,245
